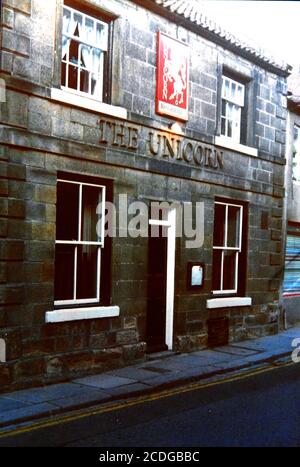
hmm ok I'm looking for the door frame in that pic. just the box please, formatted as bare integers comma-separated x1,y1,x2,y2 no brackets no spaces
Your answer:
149,208,176,350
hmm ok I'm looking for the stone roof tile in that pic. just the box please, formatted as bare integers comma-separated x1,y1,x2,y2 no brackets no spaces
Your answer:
152,0,291,75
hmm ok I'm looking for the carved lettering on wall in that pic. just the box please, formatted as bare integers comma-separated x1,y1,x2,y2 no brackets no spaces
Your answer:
98,118,224,170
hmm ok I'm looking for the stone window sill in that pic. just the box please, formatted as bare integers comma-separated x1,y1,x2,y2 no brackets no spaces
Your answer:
215,135,258,157
50,88,127,119
207,297,252,309
45,306,120,323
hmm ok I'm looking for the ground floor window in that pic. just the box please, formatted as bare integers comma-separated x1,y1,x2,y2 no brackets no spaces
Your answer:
283,223,300,296
54,173,112,307
212,198,248,296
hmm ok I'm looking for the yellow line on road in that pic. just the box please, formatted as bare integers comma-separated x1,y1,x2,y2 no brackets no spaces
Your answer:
0,358,294,440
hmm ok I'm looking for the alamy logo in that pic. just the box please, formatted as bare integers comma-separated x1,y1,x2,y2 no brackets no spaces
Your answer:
96,195,205,249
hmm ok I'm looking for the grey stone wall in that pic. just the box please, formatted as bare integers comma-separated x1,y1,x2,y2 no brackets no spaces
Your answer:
0,0,288,390
1,0,56,86
281,106,300,325
1,0,288,155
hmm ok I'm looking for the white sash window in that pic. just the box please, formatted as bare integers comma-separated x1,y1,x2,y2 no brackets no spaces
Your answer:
61,5,108,101
212,200,244,295
221,76,245,144
54,179,106,306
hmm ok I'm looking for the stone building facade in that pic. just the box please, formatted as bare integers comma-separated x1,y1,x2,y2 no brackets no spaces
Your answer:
282,75,300,324
0,0,290,391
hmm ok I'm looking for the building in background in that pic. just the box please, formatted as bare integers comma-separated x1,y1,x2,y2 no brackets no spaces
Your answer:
282,75,300,324
0,0,290,391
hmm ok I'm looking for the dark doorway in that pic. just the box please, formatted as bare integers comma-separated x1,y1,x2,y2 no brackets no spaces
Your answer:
146,225,168,353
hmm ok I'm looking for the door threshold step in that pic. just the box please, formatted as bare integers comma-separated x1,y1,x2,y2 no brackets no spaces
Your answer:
146,350,180,361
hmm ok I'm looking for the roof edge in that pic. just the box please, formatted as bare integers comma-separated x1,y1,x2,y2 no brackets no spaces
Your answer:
130,0,292,78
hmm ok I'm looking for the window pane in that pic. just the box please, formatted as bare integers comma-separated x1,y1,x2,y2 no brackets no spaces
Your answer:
231,81,236,99
56,182,79,241
76,245,99,300
80,68,90,93
213,203,226,247
221,117,226,136
91,49,103,97
227,206,241,248
96,22,107,50
223,250,237,291
73,12,83,36
227,102,234,119
69,39,80,66
225,78,230,98
92,48,102,75
62,8,71,35
54,244,75,301
221,99,226,118
232,103,239,122
212,249,222,290
91,74,101,97
85,17,95,44
237,85,243,102
81,185,103,242
227,119,232,138
68,64,79,91
81,44,92,70
230,104,241,142
62,35,68,60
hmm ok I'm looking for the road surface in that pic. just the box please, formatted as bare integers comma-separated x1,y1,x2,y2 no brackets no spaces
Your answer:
0,361,300,447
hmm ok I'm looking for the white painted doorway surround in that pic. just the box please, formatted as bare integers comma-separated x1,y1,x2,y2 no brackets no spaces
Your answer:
149,208,176,350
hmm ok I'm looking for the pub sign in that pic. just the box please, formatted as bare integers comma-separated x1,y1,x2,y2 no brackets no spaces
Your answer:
156,32,189,121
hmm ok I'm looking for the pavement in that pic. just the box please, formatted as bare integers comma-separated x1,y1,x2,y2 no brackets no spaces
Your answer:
0,325,300,430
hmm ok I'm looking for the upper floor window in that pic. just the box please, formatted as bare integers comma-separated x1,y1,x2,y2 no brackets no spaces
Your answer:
221,76,245,144
293,125,300,182
61,4,109,101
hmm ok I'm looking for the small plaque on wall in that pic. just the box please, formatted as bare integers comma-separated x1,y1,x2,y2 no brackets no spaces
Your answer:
187,262,205,290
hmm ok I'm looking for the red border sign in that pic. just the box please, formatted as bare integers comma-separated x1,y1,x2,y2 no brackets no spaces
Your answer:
156,32,189,121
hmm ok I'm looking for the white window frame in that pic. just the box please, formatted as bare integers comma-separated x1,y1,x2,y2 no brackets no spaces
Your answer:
55,178,106,307
221,76,245,144
213,201,243,295
61,4,109,101
293,125,300,183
